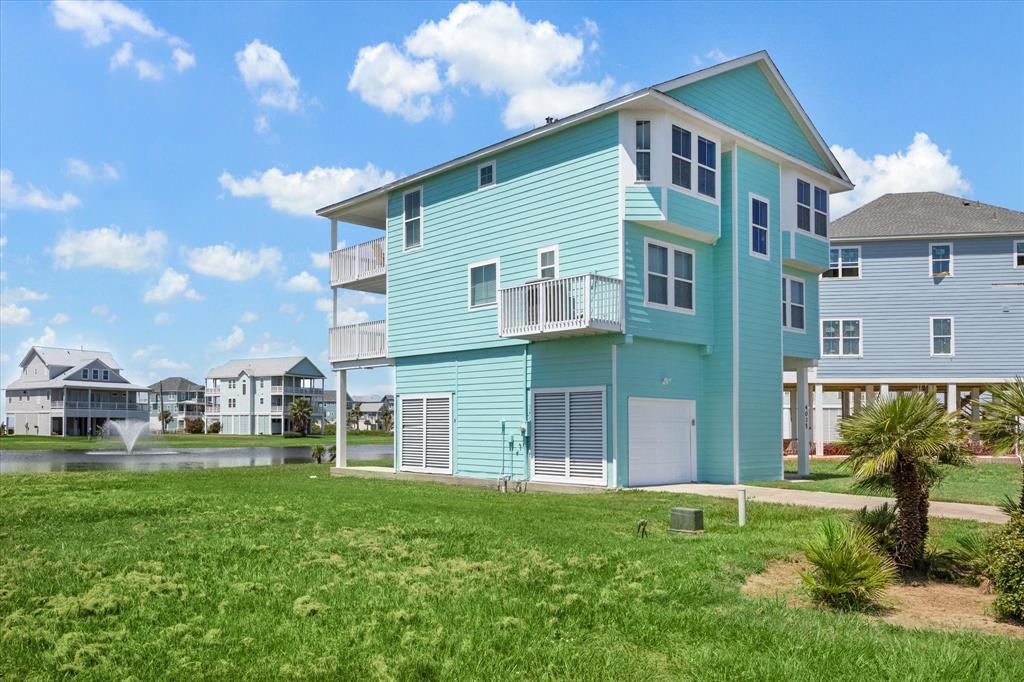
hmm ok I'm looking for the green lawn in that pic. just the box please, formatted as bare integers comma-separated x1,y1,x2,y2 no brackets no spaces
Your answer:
0,432,393,451
1,467,1020,679
751,459,1021,506
348,457,394,468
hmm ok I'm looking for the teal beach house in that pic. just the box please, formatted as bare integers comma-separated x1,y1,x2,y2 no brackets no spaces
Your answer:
320,52,852,487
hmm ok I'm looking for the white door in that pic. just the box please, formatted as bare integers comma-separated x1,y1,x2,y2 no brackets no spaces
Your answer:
399,394,452,473
628,398,695,486
531,388,606,485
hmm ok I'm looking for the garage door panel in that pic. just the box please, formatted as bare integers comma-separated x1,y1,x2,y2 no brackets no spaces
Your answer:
628,398,695,487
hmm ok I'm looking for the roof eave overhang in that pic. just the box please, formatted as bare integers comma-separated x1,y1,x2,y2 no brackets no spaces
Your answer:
831,230,1024,242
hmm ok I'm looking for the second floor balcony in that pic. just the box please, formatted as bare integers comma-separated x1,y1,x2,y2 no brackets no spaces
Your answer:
331,237,386,293
499,274,624,340
329,320,388,364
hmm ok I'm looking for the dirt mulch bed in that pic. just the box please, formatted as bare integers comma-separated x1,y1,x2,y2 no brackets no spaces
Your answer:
743,558,1023,639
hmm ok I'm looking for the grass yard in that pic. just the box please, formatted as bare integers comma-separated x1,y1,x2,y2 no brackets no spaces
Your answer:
0,431,393,451
2,466,1021,680
751,459,1022,506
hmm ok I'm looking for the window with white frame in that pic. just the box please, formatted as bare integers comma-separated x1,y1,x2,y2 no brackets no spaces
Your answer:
1016,240,1024,268
478,161,495,189
930,243,952,276
813,187,828,237
697,137,716,198
750,196,769,257
671,125,691,189
931,317,954,356
782,276,805,331
102,369,109,381
824,247,861,278
797,180,811,231
92,369,99,379
468,259,498,309
404,189,422,250
537,246,558,280
635,121,651,182
82,369,89,379
645,239,694,311
822,319,861,356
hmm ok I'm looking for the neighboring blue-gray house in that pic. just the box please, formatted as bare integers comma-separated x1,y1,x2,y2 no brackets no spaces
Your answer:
797,192,1024,453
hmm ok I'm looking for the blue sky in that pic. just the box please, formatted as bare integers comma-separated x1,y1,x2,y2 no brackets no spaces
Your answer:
1,0,1022,409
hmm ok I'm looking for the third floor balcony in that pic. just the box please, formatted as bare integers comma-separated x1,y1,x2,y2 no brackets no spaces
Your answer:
499,274,624,340
330,237,386,293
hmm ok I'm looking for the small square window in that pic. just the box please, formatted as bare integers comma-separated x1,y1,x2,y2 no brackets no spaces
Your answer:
538,247,558,280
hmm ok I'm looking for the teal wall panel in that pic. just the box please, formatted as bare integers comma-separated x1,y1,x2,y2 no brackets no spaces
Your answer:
783,264,820,360
792,230,830,271
665,188,720,239
624,185,663,221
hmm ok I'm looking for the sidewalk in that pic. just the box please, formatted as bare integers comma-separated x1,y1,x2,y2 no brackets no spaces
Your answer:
640,483,1008,524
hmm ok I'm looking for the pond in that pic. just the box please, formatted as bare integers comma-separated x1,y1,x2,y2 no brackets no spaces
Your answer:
0,445,392,474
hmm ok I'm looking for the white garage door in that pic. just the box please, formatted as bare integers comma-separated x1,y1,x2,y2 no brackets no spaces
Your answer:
628,398,696,486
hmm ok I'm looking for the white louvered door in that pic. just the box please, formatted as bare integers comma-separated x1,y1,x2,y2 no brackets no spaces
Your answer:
531,388,606,485
399,394,452,473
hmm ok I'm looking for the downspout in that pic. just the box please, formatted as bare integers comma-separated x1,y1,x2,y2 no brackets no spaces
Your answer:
522,344,529,480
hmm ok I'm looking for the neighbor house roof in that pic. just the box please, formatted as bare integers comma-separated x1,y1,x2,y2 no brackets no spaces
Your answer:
7,346,144,392
206,356,325,379
831,192,1024,241
358,401,384,414
20,346,120,370
148,376,204,392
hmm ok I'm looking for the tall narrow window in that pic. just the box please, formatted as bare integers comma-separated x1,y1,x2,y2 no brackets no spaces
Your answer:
824,247,861,278
796,180,811,231
404,189,422,250
1016,240,1024,268
930,243,952,276
931,317,954,356
468,259,498,309
646,243,668,305
813,187,828,237
478,161,495,189
645,239,695,312
635,121,651,182
822,319,861,356
750,197,769,257
782,277,805,331
697,137,716,198
671,125,691,189
102,370,109,381
537,247,558,280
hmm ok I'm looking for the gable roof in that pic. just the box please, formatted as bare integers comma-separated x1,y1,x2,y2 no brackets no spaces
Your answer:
206,356,325,379
148,376,204,392
831,192,1024,241
318,51,851,223
21,346,120,370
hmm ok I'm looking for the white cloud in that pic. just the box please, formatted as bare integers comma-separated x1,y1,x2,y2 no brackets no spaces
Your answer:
91,304,117,323
278,303,304,322
348,2,625,129
691,48,735,68
254,115,270,135
143,267,202,303
337,307,370,325
50,312,71,324
340,290,385,307
236,39,301,111
1,303,32,326
315,294,380,324
212,325,244,352
53,226,166,271
3,286,48,303
310,251,330,269
172,47,196,72
1,169,81,211
282,270,324,293
151,357,189,371
67,158,119,180
132,344,160,361
184,243,282,281
110,41,163,80
0,236,6,247
153,311,171,325
249,332,300,355
239,311,259,323
218,164,396,217
18,326,57,356
830,133,972,217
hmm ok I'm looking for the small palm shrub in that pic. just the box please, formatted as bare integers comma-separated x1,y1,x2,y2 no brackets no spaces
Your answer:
184,418,205,434
802,517,896,610
988,511,1024,620
310,444,326,464
852,503,898,556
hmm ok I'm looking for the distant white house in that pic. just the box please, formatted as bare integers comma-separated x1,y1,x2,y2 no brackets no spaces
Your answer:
204,356,326,435
346,394,394,431
4,346,148,436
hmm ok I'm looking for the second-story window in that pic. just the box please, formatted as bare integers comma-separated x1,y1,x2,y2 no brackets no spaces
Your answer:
814,187,828,237
671,125,691,189
538,247,558,280
697,137,716,198
635,121,651,182
242,382,246,395
930,243,952,276
82,369,89,379
92,369,99,379
1015,240,1024,268
797,180,811,231
824,247,861,278
478,161,495,189
645,239,694,312
822,319,861,357
750,197,769,258
782,276,805,331
468,259,498,309
404,189,422,250
102,370,109,381
931,317,954,356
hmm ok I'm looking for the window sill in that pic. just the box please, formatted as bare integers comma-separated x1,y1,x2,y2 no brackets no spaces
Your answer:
643,301,696,316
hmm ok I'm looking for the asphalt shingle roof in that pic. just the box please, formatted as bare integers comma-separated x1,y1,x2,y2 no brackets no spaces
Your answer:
831,192,1024,240
148,376,204,392
206,356,325,379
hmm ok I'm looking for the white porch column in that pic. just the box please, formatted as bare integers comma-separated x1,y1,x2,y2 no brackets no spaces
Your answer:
813,383,825,460
880,383,890,398
946,383,958,414
788,388,798,442
796,367,810,477
335,369,347,467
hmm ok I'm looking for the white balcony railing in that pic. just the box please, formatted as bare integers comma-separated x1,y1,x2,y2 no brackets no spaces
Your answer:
271,405,283,414
329,320,387,363
499,274,623,339
57,401,149,412
331,237,386,291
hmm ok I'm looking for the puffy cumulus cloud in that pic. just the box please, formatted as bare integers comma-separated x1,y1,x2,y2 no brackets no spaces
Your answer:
17,326,58,356
153,312,171,325
110,41,163,80
691,48,735,68
277,303,304,323
218,164,395,217
53,226,166,271
1,169,81,211
172,47,196,72
184,244,282,281
236,39,301,111
66,158,119,180
282,270,324,294
3,286,48,303
50,312,71,324
249,333,301,356
315,297,371,325
310,251,331,269
212,325,244,352
91,304,117,323
143,267,203,303
830,133,972,217
348,1,625,129
239,311,259,323
132,344,160,361
1,303,32,326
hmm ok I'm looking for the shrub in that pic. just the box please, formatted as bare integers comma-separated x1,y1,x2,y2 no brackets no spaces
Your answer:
812,442,851,457
282,430,304,439
207,421,221,434
310,422,322,436
310,444,326,463
988,512,1024,620
802,516,896,610
963,438,994,458
184,418,205,434
851,503,898,557
323,422,336,436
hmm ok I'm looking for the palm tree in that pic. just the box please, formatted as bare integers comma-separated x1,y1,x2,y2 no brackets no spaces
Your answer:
838,392,969,571
158,410,172,434
972,377,1024,509
348,404,361,431
288,398,312,435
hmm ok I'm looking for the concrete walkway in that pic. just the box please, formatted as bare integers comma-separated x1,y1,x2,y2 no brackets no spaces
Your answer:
640,483,1008,524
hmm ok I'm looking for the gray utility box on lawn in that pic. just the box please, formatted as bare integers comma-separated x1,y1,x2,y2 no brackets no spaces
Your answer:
669,507,704,534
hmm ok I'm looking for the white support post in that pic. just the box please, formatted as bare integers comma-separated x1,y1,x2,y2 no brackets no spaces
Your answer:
796,366,810,477
813,382,825,460
880,383,890,398
865,384,875,405
946,383,958,414
788,388,798,442
335,369,347,467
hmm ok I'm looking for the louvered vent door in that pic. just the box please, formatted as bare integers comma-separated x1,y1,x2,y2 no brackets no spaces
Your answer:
532,392,568,479
532,388,606,485
399,394,452,473
568,390,605,481
424,396,452,473
400,396,425,470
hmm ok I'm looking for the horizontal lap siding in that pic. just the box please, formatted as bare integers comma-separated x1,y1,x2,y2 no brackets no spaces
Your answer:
665,189,720,239
624,185,663,220
818,237,1024,379
793,231,829,271
387,114,620,358
783,264,819,360
667,64,829,172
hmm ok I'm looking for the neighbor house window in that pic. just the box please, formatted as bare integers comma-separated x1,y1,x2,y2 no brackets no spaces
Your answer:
750,196,769,258
645,239,694,312
92,369,99,379
697,137,716,198
931,317,954,356
468,259,499,309
822,319,861,357
814,187,828,237
1016,240,1024,268
102,370,109,380
782,276,805,331
635,121,651,182
930,243,952,276
478,161,495,189
242,382,246,395
537,246,558,280
82,369,89,379
404,189,422,250
824,247,861,278
797,180,811,231
671,125,691,189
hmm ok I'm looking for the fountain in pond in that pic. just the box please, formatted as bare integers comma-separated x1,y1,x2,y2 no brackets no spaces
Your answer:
85,420,177,455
